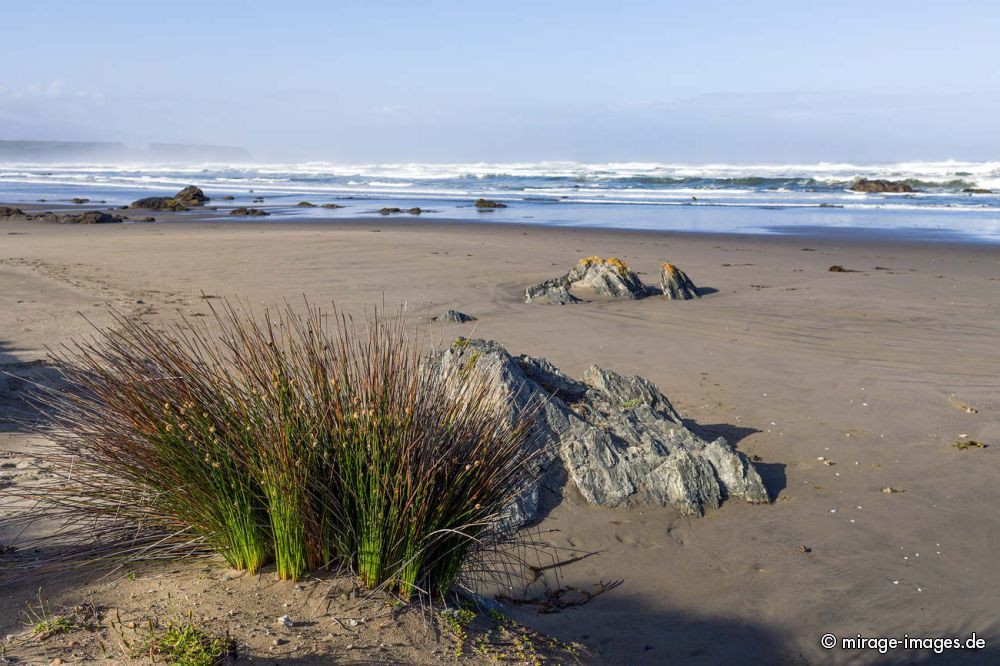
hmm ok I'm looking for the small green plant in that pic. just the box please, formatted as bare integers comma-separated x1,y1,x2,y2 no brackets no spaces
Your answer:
440,607,478,656
459,607,586,663
25,591,98,640
953,439,987,450
620,397,643,410
123,615,232,666
32,615,74,638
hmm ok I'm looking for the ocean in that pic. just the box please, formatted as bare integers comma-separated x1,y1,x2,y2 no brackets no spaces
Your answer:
2,160,999,242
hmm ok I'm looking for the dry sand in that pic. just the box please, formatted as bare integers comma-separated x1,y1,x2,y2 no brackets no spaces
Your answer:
1,210,999,664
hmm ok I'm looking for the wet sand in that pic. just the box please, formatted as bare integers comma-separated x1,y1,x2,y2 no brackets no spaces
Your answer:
2,210,999,664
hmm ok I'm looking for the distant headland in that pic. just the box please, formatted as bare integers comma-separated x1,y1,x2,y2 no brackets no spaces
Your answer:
0,139,250,163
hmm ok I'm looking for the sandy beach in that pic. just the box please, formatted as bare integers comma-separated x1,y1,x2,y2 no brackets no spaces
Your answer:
1,208,998,664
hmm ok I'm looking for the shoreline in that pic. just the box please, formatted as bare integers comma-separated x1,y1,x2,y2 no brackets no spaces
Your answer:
6,199,1000,250
3,188,1000,245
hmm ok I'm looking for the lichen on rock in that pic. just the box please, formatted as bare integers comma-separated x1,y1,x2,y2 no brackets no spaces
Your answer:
660,262,700,300
524,256,647,303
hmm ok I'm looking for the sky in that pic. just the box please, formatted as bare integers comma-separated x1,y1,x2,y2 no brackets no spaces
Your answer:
1,0,998,163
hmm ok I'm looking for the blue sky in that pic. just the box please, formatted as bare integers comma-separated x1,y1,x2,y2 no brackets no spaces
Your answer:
1,0,998,162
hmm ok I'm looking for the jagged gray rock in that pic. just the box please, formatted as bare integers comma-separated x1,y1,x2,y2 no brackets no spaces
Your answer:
524,256,646,304
660,262,700,300
426,339,769,527
524,278,580,305
434,310,477,323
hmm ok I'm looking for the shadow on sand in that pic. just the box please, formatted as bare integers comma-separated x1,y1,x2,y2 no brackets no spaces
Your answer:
0,555,796,665
0,339,57,436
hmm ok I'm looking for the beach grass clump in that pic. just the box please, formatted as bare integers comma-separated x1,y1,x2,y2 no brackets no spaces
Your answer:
10,300,540,599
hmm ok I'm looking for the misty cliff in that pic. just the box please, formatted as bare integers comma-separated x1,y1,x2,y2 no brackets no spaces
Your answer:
0,140,251,163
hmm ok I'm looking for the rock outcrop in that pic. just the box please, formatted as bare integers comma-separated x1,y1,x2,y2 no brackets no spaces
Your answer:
474,198,507,209
527,257,705,304
230,207,270,216
426,339,769,527
525,256,647,304
321,203,344,209
660,262,700,300
850,178,913,193
433,310,477,323
174,186,209,206
525,278,581,305
64,211,123,224
0,207,122,224
963,188,992,194
296,201,317,207
129,197,188,211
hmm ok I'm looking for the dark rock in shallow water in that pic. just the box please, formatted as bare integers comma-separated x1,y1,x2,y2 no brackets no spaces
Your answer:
129,197,188,211
2,207,122,224
828,264,854,273
474,198,507,209
321,203,344,209
70,197,90,204
525,256,646,304
296,201,317,207
378,206,430,215
174,185,209,205
963,188,992,194
660,262,700,300
66,211,122,224
221,195,235,200
426,339,769,527
252,197,265,203
434,310,476,323
230,207,270,216
850,178,913,193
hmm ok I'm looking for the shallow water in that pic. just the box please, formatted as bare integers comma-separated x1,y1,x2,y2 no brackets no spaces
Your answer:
2,160,999,243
